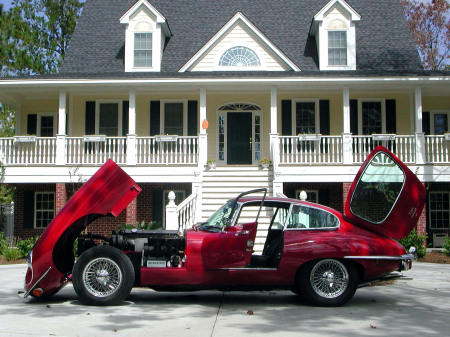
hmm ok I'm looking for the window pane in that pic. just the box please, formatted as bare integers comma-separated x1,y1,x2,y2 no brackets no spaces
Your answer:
434,114,448,135
164,103,184,135
40,116,54,137
362,102,382,135
287,205,339,229
134,33,152,67
295,102,316,134
430,193,450,229
219,46,261,67
99,103,119,136
350,152,405,224
328,31,347,66
35,192,55,228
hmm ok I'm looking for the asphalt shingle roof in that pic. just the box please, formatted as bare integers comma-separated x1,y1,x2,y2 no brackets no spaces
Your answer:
57,0,425,75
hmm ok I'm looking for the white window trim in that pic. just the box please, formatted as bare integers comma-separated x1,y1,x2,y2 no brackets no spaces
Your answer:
291,99,320,135
430,110,450,135
34,191,55,229
95,100,123,136
429,191,450,230
357,99,386,135
215,103,263,165
160,100,188,136
36,112,57,137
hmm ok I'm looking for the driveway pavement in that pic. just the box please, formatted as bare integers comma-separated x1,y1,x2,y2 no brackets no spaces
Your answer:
0,262,449,337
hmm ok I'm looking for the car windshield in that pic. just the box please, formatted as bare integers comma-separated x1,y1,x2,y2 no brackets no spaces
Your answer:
201,201,236,232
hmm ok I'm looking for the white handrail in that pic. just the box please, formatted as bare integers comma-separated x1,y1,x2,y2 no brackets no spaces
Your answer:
176,192,198,231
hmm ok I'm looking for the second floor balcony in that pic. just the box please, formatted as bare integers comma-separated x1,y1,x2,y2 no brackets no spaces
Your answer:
1,133,448,167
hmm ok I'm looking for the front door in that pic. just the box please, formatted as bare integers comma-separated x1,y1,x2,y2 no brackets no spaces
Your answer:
227,112,252,164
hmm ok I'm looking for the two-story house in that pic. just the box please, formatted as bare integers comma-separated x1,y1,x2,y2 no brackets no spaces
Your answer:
0,0,449,249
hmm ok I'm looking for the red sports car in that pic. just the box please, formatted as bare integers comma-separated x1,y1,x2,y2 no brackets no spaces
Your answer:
23,146,425,306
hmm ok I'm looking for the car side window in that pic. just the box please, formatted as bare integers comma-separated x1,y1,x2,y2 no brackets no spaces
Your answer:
287,205,339,229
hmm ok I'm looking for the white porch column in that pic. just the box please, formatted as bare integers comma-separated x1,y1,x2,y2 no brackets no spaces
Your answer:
200,88,207,134
342,88,353,164
414,87,426,164
127,88,137,165
165,191,178,230
270,88,277,134
56,90,66,165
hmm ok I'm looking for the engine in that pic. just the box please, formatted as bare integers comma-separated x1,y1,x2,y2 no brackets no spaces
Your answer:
78,229,186,268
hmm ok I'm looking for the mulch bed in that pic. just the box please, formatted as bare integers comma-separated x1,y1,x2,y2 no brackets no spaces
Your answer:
418,251,450,264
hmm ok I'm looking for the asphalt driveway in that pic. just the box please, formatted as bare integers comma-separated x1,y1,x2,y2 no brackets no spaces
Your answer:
0,262,449,337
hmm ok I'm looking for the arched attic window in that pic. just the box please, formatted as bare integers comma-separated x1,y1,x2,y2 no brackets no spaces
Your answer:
219,46,261,67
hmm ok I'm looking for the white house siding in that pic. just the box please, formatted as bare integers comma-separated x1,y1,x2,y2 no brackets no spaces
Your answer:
192,23,288,71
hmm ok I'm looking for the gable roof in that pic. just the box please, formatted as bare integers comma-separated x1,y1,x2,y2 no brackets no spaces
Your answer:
60,0,422,75
179,12,300,72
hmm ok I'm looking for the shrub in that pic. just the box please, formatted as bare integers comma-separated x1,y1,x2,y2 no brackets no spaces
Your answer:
3,247,22,261
398,229,427,258
442,236,450,257
16,236,40,259
0,232,9,255
120,221,162,231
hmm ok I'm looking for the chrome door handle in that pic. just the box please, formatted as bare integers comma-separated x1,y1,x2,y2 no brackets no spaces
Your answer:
235,230,249,236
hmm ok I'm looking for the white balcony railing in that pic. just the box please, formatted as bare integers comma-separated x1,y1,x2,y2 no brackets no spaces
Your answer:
136,136,198,164
352,135,415,164
425,136,450,163
0,137,56,165
279,135,343,164
66,137,127,165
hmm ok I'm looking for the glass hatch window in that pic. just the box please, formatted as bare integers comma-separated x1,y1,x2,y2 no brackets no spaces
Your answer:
350,152,405,224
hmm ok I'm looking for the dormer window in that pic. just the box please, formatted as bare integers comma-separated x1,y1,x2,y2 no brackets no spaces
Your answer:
120,0,171,72
219,46,261,67
310,0,360,71
328,31,347,66
134,32,152,67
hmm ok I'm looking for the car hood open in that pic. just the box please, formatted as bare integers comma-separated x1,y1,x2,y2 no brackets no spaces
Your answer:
25,160,141,297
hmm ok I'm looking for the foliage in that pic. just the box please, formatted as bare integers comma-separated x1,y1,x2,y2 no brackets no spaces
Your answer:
442,236,450,257
398,229,428,258
0,232,9,255
259,157,272,165
401,0,450,70
206,158,217,165
16,235,40,258
3,247,22,261
1,0,84,75
120,221,163,231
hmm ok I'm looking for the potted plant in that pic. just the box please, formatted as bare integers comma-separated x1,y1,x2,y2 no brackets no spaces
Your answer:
259,157,272,168
207,158,217,169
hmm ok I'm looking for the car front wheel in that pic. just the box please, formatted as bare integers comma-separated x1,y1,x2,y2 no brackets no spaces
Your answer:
299,259,357,307
72,246,135,306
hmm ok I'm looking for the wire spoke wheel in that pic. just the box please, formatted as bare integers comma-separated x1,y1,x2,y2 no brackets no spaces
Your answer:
310,259,349,298
83,258,123,297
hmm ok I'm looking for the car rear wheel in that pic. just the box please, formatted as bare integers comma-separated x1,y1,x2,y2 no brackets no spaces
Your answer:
299,259,357,307
72,246,135,306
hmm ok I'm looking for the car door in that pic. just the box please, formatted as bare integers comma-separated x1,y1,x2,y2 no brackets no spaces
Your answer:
344,146,426,239
202,220,258,270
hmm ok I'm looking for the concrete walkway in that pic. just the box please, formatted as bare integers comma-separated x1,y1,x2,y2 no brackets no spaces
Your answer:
0,262,449,336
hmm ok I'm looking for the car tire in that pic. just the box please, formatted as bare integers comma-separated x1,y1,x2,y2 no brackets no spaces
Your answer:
72,246,135,306
298,259,357,307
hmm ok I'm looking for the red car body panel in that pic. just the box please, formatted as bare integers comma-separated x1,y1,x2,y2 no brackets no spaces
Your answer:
24,146,426,302
24,160,141,297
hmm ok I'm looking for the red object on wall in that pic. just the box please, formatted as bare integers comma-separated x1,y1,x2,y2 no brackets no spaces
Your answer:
202,119,209,130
